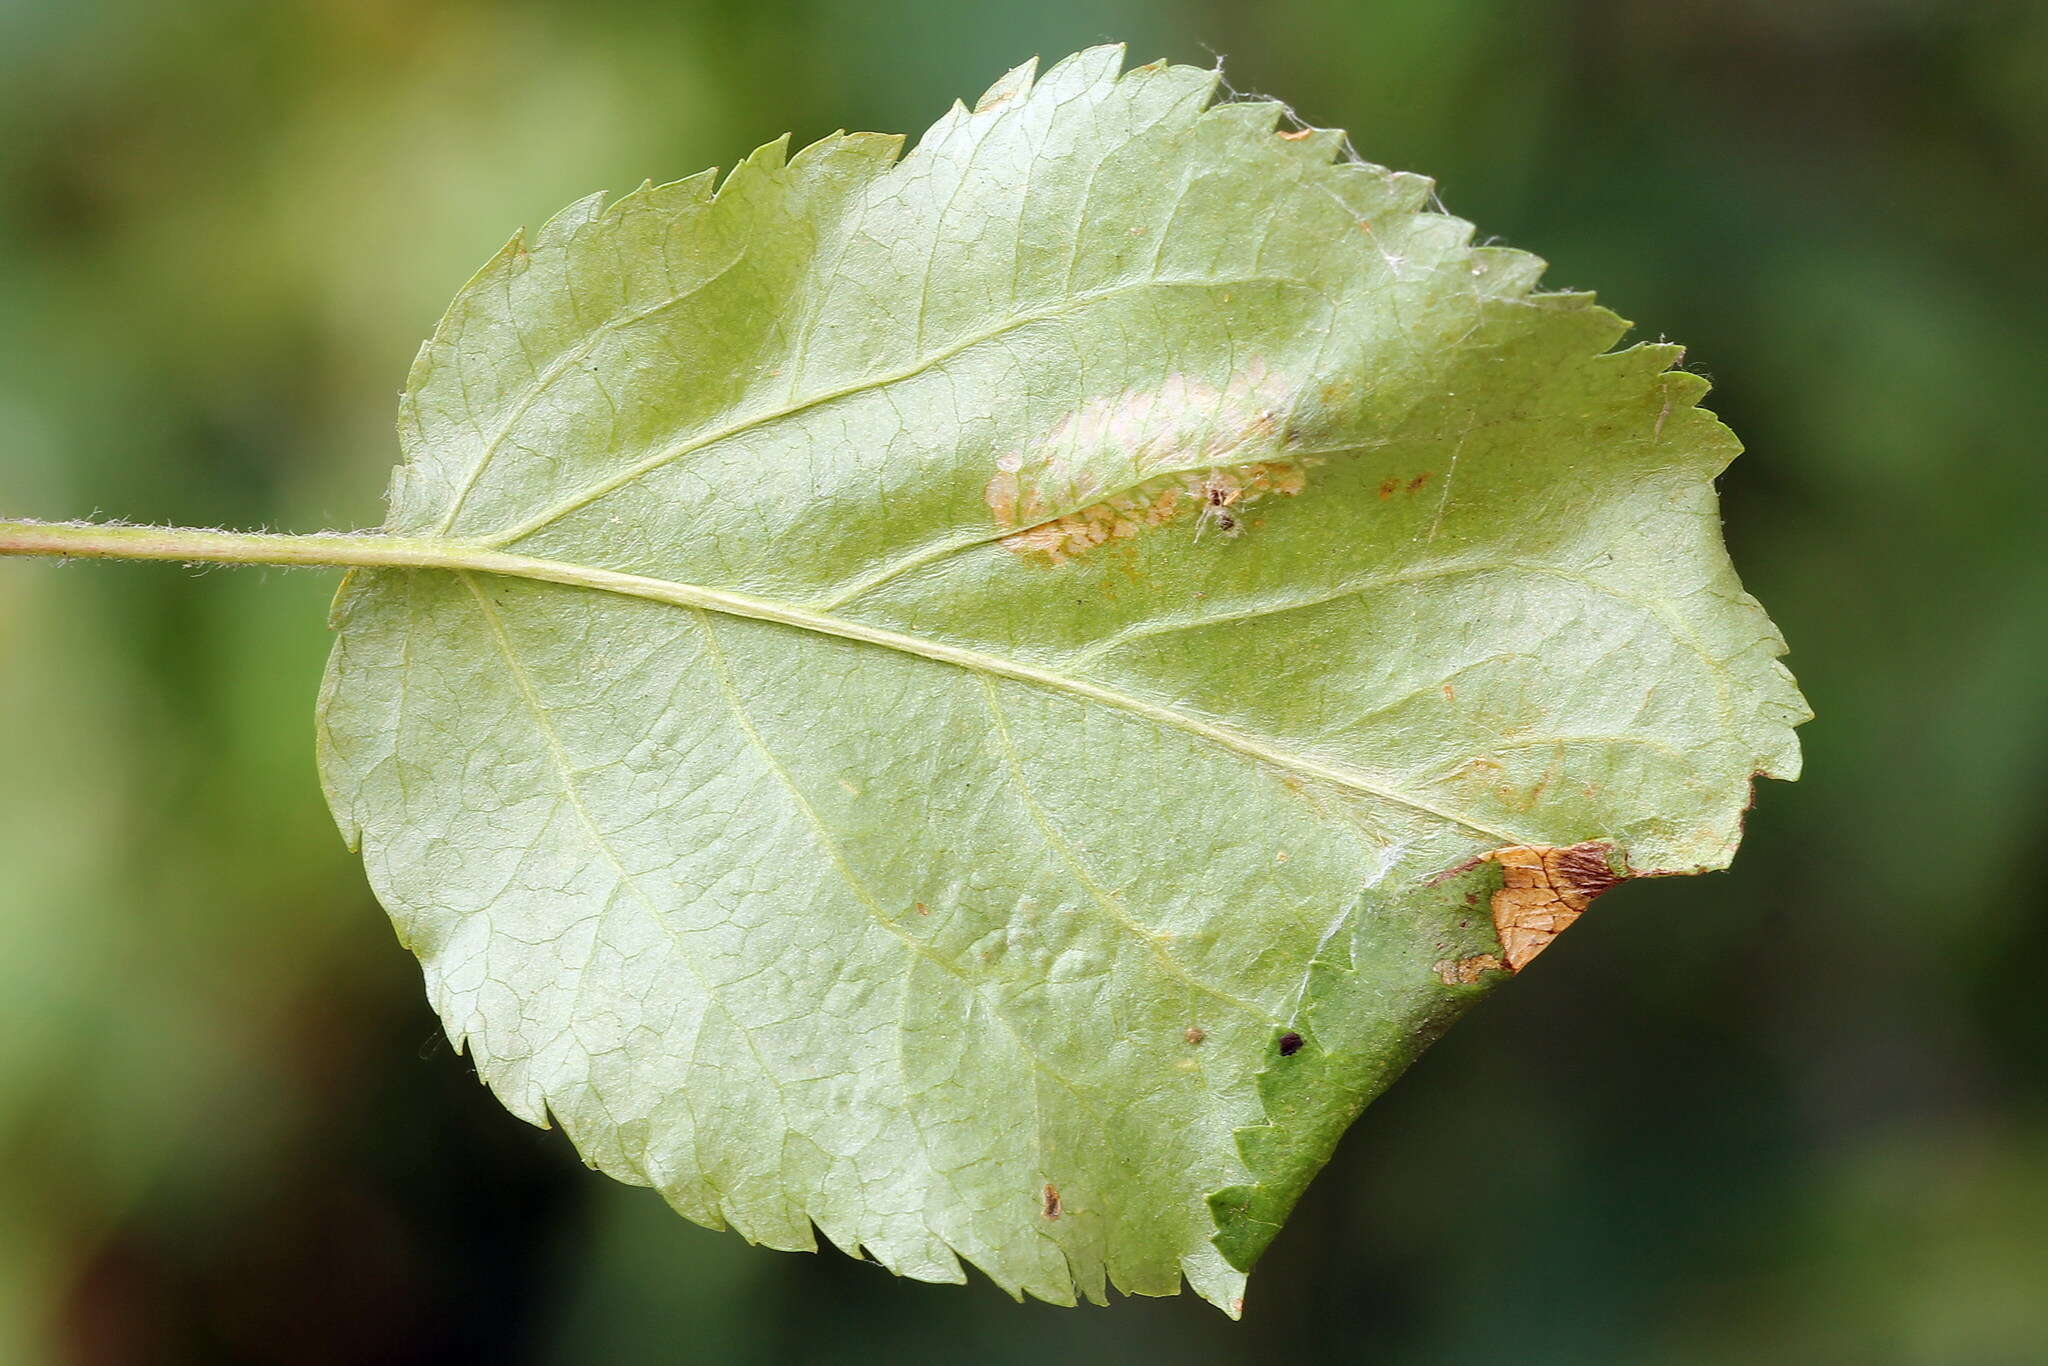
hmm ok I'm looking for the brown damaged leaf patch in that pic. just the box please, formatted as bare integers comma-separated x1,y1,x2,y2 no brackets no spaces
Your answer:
1481,843,1621,971
1433,952,1504,985
994,462,1309,564
985,362,1313,565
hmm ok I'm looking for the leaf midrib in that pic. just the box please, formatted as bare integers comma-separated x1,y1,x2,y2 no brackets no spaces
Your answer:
353,539,1525,843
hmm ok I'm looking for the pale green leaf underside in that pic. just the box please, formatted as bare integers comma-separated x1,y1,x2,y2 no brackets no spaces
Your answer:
316,47,1805,1311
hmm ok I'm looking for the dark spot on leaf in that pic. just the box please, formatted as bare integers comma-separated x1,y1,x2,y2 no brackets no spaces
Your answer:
1407,472,1431,492
1042,1183,1061,1219
1278,1031,1304,1057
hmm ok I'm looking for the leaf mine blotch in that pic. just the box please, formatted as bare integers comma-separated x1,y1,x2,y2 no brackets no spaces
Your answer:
1480,843,1622,970
985,361,1312,565
1432,953,1505,985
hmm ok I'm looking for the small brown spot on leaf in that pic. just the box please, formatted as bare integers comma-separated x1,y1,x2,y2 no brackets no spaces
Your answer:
1184,1026,1206,1045
1277,1031,1304,1057
914,901,928,915
1378,477,1399,499
1480,843,1621,970
1433,953,1504,985
1042,1183,1062,1219
1442,683,1456,701
1407,472,1431,492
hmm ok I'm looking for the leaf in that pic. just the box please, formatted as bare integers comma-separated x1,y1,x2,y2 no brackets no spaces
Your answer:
315,46,1806,1312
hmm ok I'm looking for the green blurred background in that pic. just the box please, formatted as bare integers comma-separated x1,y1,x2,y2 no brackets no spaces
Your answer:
3,1,2045,1361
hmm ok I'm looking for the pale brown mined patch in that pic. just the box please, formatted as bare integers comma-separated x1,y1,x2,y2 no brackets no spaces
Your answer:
995,462,1309,563
985,361,1312,565
1433,953,1504,985
1480,843,1621,971
1042,1183,1062,1220
1184,1026,1206,1045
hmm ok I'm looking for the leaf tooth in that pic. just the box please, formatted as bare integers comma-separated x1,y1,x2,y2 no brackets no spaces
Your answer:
1203,97,1288,139
907,98,972,158
664,165,720,203
1379,168,1436,215
786,128,905,177
593,177,658,221
644,1159,729,1232
1274,125,1350,163
1410,205,1480,258
531,189,608,251
463,1028,552,1129
1037,42,1127,97
611,169,720,222
396,334,439,427
467,226,534,286
717,131,794,198
1180,1247,1248,1317
972,55,1038,114
1465,244,1549,299
1063,1237,1110,1308
1120,50,1220,114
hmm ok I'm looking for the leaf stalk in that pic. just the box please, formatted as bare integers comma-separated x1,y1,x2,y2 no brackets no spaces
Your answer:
0,519,447,570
